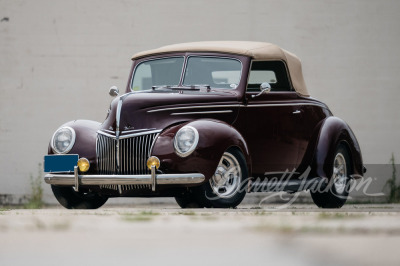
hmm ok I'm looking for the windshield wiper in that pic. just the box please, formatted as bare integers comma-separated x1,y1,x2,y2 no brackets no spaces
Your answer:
181,84,211,90
151,85,176,90
151,84,211,91
171,85,212,91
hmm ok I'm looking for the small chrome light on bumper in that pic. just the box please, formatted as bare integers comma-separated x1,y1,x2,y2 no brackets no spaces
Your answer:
146,156,160,191
146,156,160,170
77,158,90,172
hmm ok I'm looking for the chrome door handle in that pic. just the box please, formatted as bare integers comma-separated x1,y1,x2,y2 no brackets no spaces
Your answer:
293,110,301,114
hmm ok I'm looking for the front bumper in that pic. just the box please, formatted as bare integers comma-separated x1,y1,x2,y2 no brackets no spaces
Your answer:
44,166,205,192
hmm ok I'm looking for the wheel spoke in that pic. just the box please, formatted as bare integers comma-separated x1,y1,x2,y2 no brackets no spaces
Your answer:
333,152,347,194
210,152,242,198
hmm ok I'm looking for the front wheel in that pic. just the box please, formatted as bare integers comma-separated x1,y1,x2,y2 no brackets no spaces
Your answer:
51,185,108,209
174,192,204,208
311,144,352,208
194,148,248,208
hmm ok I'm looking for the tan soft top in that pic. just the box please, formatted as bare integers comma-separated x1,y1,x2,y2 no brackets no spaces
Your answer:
132,41,309,97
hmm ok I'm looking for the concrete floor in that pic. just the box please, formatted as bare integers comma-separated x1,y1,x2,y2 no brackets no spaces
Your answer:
1,204,399,266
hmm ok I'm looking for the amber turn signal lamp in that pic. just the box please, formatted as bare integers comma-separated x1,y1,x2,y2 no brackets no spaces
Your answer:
77,158,90,172
147,156,160,170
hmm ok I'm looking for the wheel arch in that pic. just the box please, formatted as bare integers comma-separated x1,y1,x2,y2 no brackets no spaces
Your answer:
310,116,364,179
47,120,101,172
151,119,251,181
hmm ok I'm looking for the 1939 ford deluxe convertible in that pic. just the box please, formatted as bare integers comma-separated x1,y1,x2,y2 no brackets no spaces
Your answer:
44,41,365,209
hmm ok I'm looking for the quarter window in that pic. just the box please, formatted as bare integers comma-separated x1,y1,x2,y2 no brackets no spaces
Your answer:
247,61,291,92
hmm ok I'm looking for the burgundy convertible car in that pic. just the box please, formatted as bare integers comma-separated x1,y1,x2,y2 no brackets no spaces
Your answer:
44,41,364,209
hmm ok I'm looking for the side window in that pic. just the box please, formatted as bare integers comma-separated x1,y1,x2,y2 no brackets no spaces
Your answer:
247,61,291,92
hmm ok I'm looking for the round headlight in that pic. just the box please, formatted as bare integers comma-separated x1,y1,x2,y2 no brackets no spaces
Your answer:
174,126,199,157
51,126,76,154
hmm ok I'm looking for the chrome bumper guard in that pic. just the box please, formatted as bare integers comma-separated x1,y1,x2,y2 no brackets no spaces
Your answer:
44,167,205,192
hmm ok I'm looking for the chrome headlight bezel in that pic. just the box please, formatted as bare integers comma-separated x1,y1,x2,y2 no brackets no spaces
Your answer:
51,126,76,154
174,126,199,157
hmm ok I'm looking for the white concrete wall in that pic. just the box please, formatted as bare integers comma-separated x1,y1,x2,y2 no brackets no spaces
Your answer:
1,0,399,202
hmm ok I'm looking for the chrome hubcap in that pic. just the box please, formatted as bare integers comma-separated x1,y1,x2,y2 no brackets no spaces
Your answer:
333,153,347,194
210,152,242,198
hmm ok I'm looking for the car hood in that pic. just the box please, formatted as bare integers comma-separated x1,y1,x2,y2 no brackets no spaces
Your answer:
100,90,240,135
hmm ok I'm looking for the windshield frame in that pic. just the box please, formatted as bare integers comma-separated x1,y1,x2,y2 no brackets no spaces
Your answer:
129,53,243,92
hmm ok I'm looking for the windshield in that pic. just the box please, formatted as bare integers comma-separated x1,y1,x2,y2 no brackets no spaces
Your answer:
183,57,242,89
131,57,184,91
131,56,242,91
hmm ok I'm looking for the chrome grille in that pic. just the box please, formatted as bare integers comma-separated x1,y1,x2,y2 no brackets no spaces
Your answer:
96,132,159,175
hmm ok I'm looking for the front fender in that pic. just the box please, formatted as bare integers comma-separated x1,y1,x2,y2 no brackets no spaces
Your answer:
151,119,251,181
47,120,101,173
311,116,364,179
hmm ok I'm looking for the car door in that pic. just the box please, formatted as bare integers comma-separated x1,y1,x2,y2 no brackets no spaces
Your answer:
293,102,331,168
238,60,302,176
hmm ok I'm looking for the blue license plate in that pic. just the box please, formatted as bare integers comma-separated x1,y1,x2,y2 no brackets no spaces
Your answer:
44,154,79,172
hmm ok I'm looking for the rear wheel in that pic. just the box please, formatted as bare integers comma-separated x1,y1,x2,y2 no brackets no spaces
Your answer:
194,148,248,208
51,185,108,209
311,144,352,208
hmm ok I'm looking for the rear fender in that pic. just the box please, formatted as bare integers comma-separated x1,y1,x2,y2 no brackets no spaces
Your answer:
310,116,363,179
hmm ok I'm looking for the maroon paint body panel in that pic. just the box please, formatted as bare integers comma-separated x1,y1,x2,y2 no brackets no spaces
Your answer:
101,90,241,133
46,49,364,199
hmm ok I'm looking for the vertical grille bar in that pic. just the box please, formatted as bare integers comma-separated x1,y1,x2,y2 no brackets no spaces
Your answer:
138,135,142,174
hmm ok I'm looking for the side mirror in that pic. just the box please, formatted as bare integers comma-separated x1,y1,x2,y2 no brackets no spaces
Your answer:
252,82,271,98
109,86,119,97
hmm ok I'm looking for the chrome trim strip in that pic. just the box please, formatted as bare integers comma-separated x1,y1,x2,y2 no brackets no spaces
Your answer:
121,128,157,134
119,129,162,140
148,102,326,113
116,98,123,138
171,110,233,116
102,129,115,134
148,133,160,157
148,104,240,113
44,173,206,186
241,103,327,109
116,139,120,173
97,129,162,139
115,98,124,173
97,128,158,136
